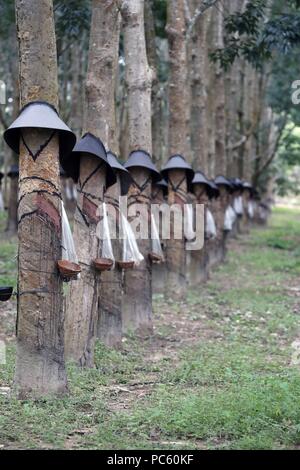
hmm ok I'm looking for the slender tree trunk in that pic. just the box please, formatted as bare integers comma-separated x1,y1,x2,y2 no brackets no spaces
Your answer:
167,0,189,157
118,78,130,160
98,175,123,347
121,0,154,333
225,0,244,177
145,0,164,166
189,185,208,285
189,0,209,174
188,2,210,285
96,1,122,348
151,186,167,294
165,0,189,300
65,0,119,365
205,7,215,178
65,156,106,367
69,45,83,139
213,4,226,176
14,0,67,398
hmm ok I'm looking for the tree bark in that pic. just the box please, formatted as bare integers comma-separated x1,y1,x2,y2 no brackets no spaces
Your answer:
98,175,123,347
151,186,167,294
65,156,106,367
205,7,215,178
212,4,226,176
188,184,208,286
165,169,187,300
165,0,189,300
96,2,122,348
121,0,153,333
14,0,67,398
65,0,119,365
145,0,165,166
225,0,244,177
189,0,209,174
167,0,189,157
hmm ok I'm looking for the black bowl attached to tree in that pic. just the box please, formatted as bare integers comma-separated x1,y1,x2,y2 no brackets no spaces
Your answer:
0,286,13,302
93,258,114,272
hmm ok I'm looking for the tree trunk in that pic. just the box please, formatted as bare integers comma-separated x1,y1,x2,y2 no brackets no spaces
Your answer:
151,186,167,294
69,44,84,139
165,0,189,300
14,0,67,398
189,0,209,174
65,0,119,365
65,156,106,367
212,4,226,176
121,0,153,333
98,175,123,347
97,2,122,348
187,2,210,285
145,0,165,166
225,0,244,177
188,184,208,286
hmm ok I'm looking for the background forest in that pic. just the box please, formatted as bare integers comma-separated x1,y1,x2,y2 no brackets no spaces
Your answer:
1,0,300,199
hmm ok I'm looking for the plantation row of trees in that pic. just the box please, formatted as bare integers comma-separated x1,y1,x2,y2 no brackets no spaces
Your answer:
1,0,300,398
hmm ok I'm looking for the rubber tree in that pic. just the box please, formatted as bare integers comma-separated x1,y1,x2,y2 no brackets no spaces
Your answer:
151,181,167,295
165,0,189,301
212,3,226,176
225,0,246,178
87,1,123,348
144,0,165,166
65,0,120,366
98,154,124,348
189,177,209,286
189,0,209,174
188,1,212,286
13,0,68,397
121,0,154,333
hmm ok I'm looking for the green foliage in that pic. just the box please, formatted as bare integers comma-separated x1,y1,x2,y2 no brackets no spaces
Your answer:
0,236,17,288
262,14,300,54
225,0,265,36
265,43,300,196
153,0,167,39
0,0,15,40
211,0,300,69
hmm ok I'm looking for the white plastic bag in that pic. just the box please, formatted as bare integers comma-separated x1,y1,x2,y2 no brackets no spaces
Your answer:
184,204,195,241
151,214,164,260
205,209,217,239
247,201,254,219
0,190,4,212
61,202,79,264
97,202,115,265
120,213,144,266
224,205,236,231
233,196,243,216
65,181,72,201
72,184,78,201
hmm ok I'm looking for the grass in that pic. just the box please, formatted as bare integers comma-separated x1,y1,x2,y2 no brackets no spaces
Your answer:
1,206,300,449
0,213,18,288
